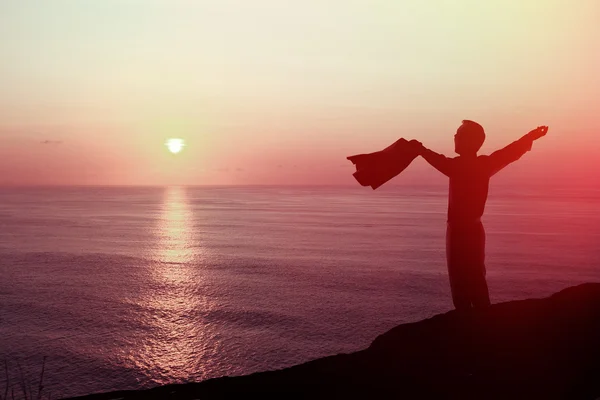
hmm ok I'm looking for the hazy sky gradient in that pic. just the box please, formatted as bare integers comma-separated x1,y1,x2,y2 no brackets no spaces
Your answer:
1,0,599,185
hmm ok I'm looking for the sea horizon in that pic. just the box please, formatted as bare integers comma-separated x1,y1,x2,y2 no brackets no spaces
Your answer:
1,185,599,397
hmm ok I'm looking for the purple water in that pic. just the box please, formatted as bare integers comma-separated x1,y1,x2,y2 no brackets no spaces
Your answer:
0,185,599,398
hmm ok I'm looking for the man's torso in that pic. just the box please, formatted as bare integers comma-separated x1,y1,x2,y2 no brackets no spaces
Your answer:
447,155,492,224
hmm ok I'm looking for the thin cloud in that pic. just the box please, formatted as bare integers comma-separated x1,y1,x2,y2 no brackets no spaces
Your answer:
41,140,63,145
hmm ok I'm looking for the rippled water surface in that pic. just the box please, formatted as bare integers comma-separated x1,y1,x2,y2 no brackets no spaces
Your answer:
0,185,599,398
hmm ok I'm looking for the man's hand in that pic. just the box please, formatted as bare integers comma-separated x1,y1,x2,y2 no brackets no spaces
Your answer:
527,126,549,141
408,139,424,155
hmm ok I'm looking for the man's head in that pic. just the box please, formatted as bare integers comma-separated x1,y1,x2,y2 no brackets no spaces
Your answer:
454,120,485,156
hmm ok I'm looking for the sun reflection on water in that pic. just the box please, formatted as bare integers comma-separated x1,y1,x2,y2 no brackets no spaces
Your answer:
129,186,220,385
156,186,194,267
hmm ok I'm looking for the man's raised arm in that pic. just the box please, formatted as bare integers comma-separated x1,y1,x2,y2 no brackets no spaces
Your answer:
409,140,453,177
487,126,548,176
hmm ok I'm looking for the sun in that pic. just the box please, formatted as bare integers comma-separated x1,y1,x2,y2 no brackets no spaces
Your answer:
166,138,185,154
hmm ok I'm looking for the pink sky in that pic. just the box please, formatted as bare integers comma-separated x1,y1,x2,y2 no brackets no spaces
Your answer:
1,1,599,186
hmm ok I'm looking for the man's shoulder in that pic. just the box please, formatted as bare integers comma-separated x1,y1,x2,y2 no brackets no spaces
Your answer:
454,155,489,162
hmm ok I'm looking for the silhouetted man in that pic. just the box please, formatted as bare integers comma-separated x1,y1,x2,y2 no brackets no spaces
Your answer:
410,121,548,310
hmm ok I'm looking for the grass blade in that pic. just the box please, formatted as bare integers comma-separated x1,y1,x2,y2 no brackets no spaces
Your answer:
37,357,46,400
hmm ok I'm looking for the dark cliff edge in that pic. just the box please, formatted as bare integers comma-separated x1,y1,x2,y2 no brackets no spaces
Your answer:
68,283,600,400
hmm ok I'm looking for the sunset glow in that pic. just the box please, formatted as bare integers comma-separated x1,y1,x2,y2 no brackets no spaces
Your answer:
0,1,599,186
166,138,185,154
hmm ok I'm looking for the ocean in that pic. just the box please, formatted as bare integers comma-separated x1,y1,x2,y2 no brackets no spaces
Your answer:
1,185,599,398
